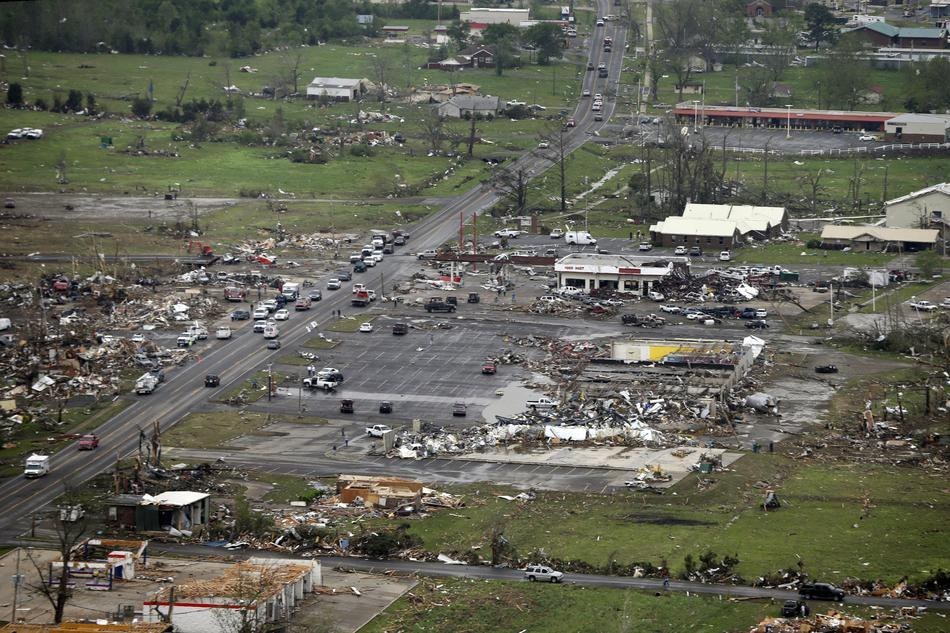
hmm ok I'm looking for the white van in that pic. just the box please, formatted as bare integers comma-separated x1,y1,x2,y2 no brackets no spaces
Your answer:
565,231,597,245
263,324,279,339
719,251,731,262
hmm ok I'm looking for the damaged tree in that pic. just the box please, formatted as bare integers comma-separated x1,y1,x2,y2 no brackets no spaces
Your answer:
490,166,530,214
27,485,96,623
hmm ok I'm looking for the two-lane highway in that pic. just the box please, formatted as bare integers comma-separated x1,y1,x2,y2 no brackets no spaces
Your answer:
0,0,626,543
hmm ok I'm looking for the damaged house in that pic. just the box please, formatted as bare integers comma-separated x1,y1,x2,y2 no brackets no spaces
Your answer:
337,474,423,510
554,252,688,296
106,491,210,534
48,538,149,591
143,558,321,633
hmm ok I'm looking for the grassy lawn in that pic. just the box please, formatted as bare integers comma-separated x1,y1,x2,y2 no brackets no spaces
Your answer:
855,278,946,313
218,369,287,404
736,155,950,204
163,411,324,449
250,473,332,504
0,398,131,478
379,455,947,584
734,234,897,267
361,578,948,633
652,65,909,113
327,314,374,333
302,337,341,350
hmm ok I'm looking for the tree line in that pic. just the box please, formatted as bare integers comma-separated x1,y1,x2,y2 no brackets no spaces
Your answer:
0,0,452,58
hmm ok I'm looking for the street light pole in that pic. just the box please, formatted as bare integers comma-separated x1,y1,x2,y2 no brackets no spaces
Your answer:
692,100,699,133
267,363,273,402
785,104,792,139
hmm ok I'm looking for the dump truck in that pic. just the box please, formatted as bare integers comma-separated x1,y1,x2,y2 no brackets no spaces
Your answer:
24,454,50,478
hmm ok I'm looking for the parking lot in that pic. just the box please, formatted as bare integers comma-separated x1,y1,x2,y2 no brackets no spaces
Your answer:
271,315,570,424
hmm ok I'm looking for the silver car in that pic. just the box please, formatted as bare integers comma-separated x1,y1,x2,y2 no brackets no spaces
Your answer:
524,564,564,583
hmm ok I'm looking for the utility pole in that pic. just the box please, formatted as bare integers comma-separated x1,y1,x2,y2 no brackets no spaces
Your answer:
828,281,834,326
11,547,22,624
267,364,273,402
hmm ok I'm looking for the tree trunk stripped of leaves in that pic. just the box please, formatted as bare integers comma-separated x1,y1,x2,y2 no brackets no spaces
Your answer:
491,166,529,213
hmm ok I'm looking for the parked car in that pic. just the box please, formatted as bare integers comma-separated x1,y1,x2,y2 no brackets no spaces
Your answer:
452,402,467,417
858,134,876,141
549,228,564,239
908,300,937,311
799,582,845,601
524,564,564,583
719,250,731,261
745,319,769,329
659,304,681,314
674,246,687,255
494,228,522,238
638,242,653,251
359,322,374,333
366,424,392,437
688,246,702,256
782,600,810,618
815,364,838,374
340,399,354,414
379,401,393,414
392,323,408,335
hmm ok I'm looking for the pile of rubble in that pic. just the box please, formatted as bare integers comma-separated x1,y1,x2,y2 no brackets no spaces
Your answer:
749,610,925,633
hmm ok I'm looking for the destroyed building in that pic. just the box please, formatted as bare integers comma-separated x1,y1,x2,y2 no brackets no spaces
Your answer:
142,558,321,633
47,539,149,591
337,474,423,510
106,491,210,534
554,252,689,296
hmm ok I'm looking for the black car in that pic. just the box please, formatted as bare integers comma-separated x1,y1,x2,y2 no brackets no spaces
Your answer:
453,402,467,417
337,270,352,282
739,308,757,319
231,309,250,321
688,246,702,256
815,364,838,374
308,290,322,301
340,399,354,413
204,374,220,387
394,235,406,246
745,319,769,329
266,340,281,350
782,600,809,618
799,582,845,601
379,401,393,414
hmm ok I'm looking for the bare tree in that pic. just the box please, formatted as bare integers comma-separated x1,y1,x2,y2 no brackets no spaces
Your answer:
491,166,530,214
175,71,191,108
280,50,305,96
27,486,95,623
797,168,828,214
466,115,477,158
418,107,445,153
370,55,391,107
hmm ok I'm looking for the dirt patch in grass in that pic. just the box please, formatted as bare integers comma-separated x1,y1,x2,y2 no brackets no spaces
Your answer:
619,514,716,526
327,315,374,333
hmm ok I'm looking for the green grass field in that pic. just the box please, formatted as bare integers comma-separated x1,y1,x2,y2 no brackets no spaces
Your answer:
361,578,949,633
734,234,897,266
163,411,323,449
376,455,947,585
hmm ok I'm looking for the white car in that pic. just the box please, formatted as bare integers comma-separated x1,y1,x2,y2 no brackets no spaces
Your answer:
359,322,374,333
364,257,377,267
908,300,937,311
24,128,43,139
593,93,603,101
582,89,591,97
494,228,522,238
858,134,876,141
261,299,278,312
6,129,24,139
754,308,768,318
524,564,564,583
674,246,687,255
353,283,367,294
252,308,270,320
596,19,605,26
686,312,709,320
719,251,731,262
130,333,146,343
940,298,950,309
273,309,290,321
659,304,681,314
327,278,342,290
549,228,564,239
538,141,550,149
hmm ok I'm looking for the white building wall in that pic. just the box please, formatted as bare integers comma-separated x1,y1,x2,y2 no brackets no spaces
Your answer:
886,192,950,228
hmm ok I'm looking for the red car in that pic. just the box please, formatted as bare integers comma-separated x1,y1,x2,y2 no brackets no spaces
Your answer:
78,434,99,450
482,362,497,375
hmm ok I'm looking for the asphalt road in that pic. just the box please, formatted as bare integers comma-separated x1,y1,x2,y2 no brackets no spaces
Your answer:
0,0,627,544
145,543,949,612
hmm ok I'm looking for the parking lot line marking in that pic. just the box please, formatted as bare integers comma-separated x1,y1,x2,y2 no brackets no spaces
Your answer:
530,465,543,473
565,467,577,475
600,484,610,494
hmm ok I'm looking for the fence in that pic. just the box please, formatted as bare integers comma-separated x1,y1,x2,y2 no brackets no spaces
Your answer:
799,142,950,157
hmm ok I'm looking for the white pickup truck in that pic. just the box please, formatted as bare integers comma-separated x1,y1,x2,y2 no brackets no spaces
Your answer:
366,424,393,438
135,373,159,395
526,397,557,410
303,376,338,391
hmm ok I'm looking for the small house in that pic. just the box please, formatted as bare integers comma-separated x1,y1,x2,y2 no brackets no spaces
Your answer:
437,95,502,118
106,491,210,534
306,77,364,102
